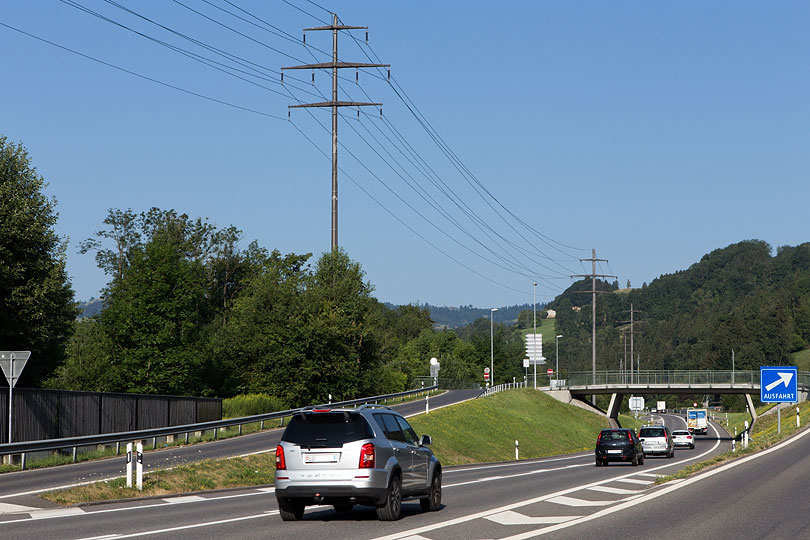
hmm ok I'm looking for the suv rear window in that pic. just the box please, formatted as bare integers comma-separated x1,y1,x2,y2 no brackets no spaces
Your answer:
282,412,374,447
640,428,666,437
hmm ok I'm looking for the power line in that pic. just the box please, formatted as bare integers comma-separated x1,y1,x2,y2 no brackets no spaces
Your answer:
0,21,286,121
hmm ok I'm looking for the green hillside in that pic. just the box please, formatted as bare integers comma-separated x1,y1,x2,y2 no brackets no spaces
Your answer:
409,388,608,465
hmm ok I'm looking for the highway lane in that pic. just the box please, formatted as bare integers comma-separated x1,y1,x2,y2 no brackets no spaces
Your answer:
0,415,732,539
0,389,480,504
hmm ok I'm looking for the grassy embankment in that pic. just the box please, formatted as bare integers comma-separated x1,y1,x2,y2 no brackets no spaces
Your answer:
43,388,615,504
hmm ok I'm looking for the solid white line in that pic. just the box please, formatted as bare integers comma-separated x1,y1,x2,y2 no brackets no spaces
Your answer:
486,510,581,525
74,511,278,540
446,454,587,474
587,485,642,495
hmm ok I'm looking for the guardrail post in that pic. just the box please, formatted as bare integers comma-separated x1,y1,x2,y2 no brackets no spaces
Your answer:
185,432,189,444
238,424,243,436
260,420,264,431
152,436,157,450
72,446,77,463
116,441,120,455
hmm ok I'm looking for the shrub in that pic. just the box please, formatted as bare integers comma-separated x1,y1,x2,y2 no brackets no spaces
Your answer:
222,394,287,418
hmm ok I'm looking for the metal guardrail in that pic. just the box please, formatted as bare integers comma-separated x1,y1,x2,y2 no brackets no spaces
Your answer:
564,370,810,389
0,386,437,459
479,381,528,397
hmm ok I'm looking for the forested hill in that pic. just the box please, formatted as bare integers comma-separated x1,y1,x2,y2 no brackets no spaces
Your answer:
547,240,810,373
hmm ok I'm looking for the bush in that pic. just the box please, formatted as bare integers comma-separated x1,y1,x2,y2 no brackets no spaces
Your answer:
223,394,287,418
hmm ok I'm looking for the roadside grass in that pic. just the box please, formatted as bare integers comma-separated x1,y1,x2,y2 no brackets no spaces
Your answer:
654,400,810,485
408,388,608,465
41,453,275,506
618,414,645,431
791,348,810,371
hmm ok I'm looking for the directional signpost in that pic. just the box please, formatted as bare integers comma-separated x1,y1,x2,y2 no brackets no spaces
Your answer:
525,333,546,390
760,366,798,434
0,351,31,443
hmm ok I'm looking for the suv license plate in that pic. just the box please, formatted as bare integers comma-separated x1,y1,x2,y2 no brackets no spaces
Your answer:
607,450,622,454
304,453,339,463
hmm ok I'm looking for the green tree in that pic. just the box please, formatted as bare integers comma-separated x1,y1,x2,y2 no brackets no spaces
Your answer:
54,318,116,391
0,136,78,385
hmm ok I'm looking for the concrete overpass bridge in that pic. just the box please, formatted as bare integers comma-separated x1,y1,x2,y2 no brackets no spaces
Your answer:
547,370,810,426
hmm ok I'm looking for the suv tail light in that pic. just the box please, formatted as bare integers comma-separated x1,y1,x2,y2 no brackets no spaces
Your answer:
359,443,375,468
596,432,602,444
275,445,286,470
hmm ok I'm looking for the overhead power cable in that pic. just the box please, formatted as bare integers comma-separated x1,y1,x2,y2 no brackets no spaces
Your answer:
0,21,285,121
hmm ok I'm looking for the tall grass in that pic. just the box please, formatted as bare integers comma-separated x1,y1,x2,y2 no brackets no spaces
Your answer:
222,394,286,418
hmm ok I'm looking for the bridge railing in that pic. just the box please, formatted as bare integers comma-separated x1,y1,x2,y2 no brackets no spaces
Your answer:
564,370,810,389
566,370,758,387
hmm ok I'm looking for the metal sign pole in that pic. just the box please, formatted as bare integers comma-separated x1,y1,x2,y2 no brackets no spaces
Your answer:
7,376,11,444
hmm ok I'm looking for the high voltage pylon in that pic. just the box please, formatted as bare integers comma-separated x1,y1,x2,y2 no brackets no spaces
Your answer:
572,248,616,402
282,13,390,251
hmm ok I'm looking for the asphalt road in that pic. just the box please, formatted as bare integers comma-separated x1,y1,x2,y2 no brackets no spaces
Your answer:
0,389,480,506
0,411,762,539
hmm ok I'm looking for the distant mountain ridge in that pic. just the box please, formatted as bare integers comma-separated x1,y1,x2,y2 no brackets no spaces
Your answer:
78,297,103,319
383,302,544,329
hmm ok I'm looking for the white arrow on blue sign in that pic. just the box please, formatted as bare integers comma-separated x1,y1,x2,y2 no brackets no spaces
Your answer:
760,366,798,403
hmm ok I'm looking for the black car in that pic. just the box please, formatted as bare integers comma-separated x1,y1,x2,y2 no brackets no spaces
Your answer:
594,428,644,466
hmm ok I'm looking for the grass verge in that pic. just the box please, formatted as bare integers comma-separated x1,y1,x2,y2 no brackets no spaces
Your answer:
41,453,275,506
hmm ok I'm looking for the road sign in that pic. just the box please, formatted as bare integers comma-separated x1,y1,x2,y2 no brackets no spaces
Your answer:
547,368,553,375
484,367,490,381
629,396,644,411
760,366,798,403
0,351,30,388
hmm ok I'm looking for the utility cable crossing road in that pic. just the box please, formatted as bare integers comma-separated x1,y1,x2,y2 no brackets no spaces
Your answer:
6,413,806,539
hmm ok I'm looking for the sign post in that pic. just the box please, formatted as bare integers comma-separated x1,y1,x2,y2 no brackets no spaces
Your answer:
525,334,545,390
0,351,31,444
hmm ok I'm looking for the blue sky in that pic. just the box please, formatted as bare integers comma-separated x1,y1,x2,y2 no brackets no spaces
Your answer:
2,1,807,308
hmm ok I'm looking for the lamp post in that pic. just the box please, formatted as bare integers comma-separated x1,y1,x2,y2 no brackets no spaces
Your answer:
555,335,562,387
490,308,498,387
533,282,537,390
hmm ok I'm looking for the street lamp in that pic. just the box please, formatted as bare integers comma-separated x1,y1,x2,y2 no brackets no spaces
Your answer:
555,335,563,388
490,308,498,386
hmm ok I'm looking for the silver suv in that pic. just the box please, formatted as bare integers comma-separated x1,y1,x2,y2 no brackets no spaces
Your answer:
274,405,442,521
638,425,675,458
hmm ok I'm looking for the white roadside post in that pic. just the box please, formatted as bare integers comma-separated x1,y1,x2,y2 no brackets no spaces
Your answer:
798,406,801,428
778,404,781,434
425,393,429,415
515,440,519,461
136,443,144,491
126,443,133,488
744,420,749,448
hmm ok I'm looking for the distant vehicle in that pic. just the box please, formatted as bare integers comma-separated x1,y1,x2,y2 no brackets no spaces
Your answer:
657,401,667,413
671,429,695,449
686,408,708,435
594,429,644,467
650,408,657,413
639,426,675,458
274,405,441,521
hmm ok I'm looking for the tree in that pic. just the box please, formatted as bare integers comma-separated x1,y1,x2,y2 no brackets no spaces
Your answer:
0,136,78,385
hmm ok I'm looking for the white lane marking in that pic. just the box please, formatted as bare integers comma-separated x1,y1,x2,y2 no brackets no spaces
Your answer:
0,503,38,513
163,496,206,504
399,536,434,540
613,478,651,485
445,464,590,489
0,478,121,500
30,507,85,520
486,511,580,525
635,473,659,478
547,496,618,507
371,424,723,540
256,487,275,493
80,535,122,540
74,510,278,539
446,454,587,474
587,485,643,495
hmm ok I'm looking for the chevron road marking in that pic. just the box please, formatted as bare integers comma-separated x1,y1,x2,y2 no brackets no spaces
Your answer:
486,511,581,525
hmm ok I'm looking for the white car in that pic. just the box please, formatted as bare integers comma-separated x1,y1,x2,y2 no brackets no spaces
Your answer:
671,429,695,449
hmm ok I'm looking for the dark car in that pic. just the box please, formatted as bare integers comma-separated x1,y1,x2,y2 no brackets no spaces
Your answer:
594,428,644,467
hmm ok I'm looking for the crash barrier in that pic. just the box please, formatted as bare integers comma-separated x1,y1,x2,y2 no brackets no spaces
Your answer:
0,385,438,469
478,380,528,397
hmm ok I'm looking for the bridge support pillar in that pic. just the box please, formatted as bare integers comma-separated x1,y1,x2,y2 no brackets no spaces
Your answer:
606,393,624,425
745,394,758,430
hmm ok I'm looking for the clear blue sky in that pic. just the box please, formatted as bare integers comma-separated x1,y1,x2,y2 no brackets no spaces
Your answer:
2,1,807,308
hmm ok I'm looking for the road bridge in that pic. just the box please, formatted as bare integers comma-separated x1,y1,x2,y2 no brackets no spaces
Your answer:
546,370,810,426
